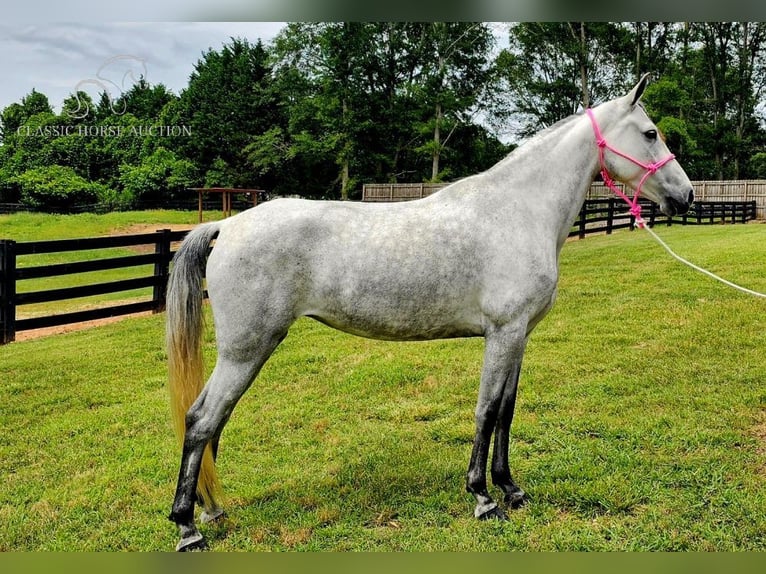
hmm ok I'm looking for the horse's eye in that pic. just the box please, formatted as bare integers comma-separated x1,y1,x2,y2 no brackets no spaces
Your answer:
644,129,658,141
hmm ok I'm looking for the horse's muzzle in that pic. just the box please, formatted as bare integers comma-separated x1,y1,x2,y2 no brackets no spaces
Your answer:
665,189,694,216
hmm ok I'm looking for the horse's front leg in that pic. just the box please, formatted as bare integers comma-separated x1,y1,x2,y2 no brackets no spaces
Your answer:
490,359,528,509
466,325,527,520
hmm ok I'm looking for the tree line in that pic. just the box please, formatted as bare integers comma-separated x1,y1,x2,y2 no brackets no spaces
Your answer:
1,22,765,211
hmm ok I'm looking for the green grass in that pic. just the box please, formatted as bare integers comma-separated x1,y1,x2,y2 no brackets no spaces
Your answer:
0,210,224,241
1,220,766,551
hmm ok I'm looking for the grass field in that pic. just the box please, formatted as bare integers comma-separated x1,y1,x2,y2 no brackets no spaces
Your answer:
1,213,765,551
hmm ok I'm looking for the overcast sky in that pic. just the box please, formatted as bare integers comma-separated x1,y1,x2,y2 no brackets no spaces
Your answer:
0,22,287,114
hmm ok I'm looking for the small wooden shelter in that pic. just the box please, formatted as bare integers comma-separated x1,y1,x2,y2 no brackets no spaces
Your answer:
189,188,264,222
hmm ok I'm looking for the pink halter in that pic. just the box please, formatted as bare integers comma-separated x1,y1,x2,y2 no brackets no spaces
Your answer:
585,108,676,228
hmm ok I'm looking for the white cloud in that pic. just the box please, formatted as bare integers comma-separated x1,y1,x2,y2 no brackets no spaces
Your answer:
0,22,285,113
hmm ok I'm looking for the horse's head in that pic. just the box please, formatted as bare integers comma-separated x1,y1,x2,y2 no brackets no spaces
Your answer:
594,73,694,217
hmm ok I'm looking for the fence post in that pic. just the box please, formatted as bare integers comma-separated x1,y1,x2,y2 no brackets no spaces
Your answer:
606,198,614,234
152,229,172,314
0,240,17,344
578,202,587,239
646,202,656,227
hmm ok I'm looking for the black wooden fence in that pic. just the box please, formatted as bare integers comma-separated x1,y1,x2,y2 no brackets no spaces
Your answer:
569,198,757,239
0,229,189,344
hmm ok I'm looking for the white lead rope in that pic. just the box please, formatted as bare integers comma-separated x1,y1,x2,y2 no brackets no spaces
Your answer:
641,224,766,299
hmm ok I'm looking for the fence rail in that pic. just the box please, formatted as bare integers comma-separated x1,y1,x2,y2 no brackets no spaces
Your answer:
569,198,757,239
0,229,189,344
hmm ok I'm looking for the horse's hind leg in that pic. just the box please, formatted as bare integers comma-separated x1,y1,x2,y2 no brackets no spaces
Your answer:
197,422,230,524
170,333,285,551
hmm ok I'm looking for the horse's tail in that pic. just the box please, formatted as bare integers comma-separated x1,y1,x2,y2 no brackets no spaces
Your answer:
166,222,223,510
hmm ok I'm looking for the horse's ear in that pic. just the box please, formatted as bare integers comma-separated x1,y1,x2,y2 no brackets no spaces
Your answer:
626,72,651,107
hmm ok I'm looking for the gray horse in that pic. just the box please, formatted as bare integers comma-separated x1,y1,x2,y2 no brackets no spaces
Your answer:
166,74,693,551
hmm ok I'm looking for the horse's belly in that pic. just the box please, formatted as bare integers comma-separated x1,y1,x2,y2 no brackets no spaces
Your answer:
302,293,484,342
305,314,483,341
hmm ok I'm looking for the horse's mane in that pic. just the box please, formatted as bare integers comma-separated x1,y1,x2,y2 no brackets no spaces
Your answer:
520,111,583,147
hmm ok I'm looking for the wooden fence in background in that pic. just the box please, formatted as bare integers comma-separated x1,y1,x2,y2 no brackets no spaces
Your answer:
0,229,189,344
363,179,766,219
587,179,766,220
361,182,452,202
570,198,756,239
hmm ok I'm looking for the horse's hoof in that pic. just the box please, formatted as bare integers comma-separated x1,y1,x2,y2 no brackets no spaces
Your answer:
176,533,208,552
504,489,528,509
477,505,508,521
200,508,226,524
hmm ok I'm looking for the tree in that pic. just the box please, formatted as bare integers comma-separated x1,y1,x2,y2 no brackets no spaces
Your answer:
677,23,766,179
61,91,94,124
12,164,110,210
269,23,374,199
174,38,278,189
114,79,175,121
0,103,25,142
266,23,503,196
630,22,677,79
413,23,495,181
1,89,53,141
0,107,59,192
731,22,766,178
118,147,197,203
492,23,633,139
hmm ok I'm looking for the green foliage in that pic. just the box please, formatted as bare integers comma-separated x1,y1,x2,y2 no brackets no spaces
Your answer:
0,103,26,141
12,164,111,209
119,147,197,202
244,126,289,177
115,79,175,121
493,23,632,137
656,116,696,154
203,157,236,188
175,38,276,190
268,22,503,198
750,152,766,178
494,22,766,181
20,89,53,117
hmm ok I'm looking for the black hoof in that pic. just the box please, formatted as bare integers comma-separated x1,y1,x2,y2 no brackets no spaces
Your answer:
176,533,209,552
504,489,528,509
478,505,508,521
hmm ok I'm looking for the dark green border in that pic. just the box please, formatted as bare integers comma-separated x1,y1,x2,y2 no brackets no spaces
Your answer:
3,552,766,574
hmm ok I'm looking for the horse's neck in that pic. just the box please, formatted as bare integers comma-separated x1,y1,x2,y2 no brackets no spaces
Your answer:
487,112,602,251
